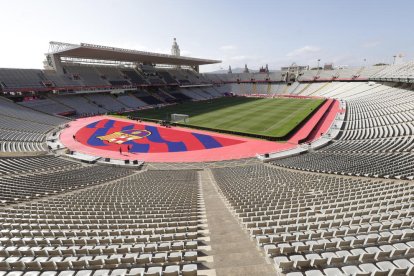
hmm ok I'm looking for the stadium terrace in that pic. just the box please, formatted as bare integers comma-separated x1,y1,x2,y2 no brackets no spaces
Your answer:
0,39,414,276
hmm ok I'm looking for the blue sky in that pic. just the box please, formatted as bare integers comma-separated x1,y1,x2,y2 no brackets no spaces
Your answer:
0,0,412,72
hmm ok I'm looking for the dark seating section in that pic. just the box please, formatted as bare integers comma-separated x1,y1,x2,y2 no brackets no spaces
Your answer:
133,91,163,105
0,98,70,153
157,71,179,84
0,69,47,89
120,70,148,85
19,98,75,116
168,90,192,101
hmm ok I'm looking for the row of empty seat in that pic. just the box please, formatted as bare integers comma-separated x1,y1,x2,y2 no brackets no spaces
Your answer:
211,164,414,275
0,163,134,204
0,98,69,154
0,170,201,276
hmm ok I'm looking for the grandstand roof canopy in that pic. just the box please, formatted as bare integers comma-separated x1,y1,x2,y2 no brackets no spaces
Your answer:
48,41,221,66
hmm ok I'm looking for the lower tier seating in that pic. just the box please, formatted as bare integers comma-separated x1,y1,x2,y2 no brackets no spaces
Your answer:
211,164,414,276
0,170,200,276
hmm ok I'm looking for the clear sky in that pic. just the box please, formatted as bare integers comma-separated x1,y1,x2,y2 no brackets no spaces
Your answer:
0,0,412,72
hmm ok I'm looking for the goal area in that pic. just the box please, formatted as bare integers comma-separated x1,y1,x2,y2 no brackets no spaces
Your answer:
170,113,190,124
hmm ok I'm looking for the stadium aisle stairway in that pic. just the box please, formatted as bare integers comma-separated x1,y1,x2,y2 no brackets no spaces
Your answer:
199,169,276,275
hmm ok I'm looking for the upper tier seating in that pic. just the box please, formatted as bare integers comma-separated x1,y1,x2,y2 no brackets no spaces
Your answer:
157,71,179,84
63,66,109,87
42,70,84,87
370,61,414,81
120,69,148,85
0,69,46,90
95,67,130,86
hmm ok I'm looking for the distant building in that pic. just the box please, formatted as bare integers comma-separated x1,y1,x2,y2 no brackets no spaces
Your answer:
259,64,269,73
281,63,310,82
281,64,309,72
323,63,334,70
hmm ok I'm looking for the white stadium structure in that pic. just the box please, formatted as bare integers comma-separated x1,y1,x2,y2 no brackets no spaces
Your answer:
0,38,414,276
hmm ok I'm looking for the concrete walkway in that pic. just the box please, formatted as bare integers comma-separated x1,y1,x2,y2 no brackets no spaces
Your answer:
199,169,276,276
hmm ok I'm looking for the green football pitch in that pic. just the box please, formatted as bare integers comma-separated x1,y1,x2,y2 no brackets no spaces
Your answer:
124,97,324,139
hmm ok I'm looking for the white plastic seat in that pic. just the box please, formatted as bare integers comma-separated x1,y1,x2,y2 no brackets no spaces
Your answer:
39,272,57,276
377,261,406,275
304,270,324,276
274,256,294,271
145,266,162,276
92,270,110,276
286,273,303,276
323,268,344,276
23,272,40,276
359,263,387,276
109,269,127,276
290,255,311,269
5,272,23,276
183,251,197,262
74,271,92,276
163,265,179,276
57,271,75,276
128,268,145,276
342,265,363,275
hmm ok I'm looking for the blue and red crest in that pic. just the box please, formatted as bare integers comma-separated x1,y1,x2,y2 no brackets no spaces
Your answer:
75,119,245,153
97,129,151,144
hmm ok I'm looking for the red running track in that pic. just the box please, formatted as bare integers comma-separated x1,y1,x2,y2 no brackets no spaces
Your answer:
60,100,340,162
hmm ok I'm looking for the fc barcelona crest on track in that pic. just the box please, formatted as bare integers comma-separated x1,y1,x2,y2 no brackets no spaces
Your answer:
97,129,151,144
